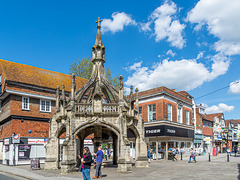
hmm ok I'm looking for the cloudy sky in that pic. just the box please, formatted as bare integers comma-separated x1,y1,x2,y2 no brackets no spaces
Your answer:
0,0,240,119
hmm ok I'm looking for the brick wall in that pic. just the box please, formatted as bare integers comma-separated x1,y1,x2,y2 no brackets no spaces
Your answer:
202,127,213,136
10,95,55,119
139,98,193,125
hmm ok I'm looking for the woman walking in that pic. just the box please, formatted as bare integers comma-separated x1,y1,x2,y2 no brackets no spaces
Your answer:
81,147,93,180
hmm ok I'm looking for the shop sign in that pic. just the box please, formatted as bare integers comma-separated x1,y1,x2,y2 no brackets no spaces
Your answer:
84,139,93,144
28,139,44,144
5,145,9,152
145,125,194,138
18,145,31,160
217,135,222,140
203,137,211,141
4,138,9,145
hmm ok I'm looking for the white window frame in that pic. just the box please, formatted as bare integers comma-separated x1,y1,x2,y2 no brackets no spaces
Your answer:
186,110,190,125
167,104,172,121
148,104,156,122
40,99,51,112
22,97,29,110
177,107,182,123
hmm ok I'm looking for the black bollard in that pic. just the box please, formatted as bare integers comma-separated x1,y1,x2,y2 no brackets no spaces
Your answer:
227,153,229,162
181,152,182,160
209,153,211,162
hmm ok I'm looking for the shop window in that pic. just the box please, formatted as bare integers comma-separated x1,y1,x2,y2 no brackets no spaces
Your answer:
148,104,156,121
22,97,29,110
40,100,51,112
186,110,190,125
177,107,182,123
167,104,172,121
139,106,142,115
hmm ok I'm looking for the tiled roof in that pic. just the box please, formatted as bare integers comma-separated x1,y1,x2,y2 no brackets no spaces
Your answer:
207,113,223,122
197,112,212,121
136,86,192,103
0,59,88,92
225,119,240,128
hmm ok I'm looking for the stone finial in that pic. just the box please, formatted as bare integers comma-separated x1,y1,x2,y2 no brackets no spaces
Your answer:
71,74,76,102
130,85,133,95
119,75,124,90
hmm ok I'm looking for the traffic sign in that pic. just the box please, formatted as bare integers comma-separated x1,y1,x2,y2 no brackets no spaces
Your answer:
12,133,20,143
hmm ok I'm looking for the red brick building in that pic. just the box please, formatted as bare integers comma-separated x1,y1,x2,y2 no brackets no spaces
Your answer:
136,86,194,159
0,59,87,165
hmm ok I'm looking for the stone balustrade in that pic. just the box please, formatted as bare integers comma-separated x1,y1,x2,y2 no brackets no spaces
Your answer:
102,103,119,114
75,103,92,113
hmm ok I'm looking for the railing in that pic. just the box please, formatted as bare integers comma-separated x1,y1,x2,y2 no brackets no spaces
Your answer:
102,103,119,114
75,103,92,113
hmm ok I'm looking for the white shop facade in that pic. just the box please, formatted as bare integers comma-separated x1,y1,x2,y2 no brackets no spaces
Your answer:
144,120,194,159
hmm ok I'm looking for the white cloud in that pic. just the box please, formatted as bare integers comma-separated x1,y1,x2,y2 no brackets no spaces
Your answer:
166,49,176,57
187,0,240,55
101,12,136,34
229,80,240,94
205,103,234,114
196,51,204,60
139,22,151,32
125,54,229,91
140,1,186,48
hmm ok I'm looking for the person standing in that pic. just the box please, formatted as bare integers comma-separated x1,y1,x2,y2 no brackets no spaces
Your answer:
81,147,92,180
104,149,108,161
188,148,196,163
147,148,151,163
92,146,103,179
172,147,177,161
234,145,237,157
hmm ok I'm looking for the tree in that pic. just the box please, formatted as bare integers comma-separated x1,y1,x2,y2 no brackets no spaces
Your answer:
69,57,119,89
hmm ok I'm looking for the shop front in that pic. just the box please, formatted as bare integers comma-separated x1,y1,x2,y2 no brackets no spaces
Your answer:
3,136,48,166
144,121,194,160
194,134,203,155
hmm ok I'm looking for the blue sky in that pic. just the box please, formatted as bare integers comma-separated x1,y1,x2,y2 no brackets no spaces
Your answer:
0,0,240,119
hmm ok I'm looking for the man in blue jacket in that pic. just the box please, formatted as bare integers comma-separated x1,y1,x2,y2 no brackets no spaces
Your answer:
92,146,103,179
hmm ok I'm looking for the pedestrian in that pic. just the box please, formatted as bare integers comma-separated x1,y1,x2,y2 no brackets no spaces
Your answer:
92,146,103,179
234,145,237,157
172,147,177,161
104,148,108,161
81,147,92,180
188,148,196,163
76,154,82,172
176,148,179,160
227,147,231,156
147,148,151,163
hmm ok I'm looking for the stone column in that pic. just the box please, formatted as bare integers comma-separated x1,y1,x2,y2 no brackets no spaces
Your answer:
165,141,168,160
156,141,158,160
135,137,148,168
113,134,118,164
61,139,76,173
45,137,59,170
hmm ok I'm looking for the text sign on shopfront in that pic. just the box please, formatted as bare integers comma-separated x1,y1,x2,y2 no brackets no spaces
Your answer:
145,125,194,138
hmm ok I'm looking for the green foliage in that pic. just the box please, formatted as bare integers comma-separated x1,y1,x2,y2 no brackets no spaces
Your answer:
69,57,119,89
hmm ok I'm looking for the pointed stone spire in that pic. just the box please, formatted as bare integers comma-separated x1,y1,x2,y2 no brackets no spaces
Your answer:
61,84,66,107
92,17,105,62
135,88,139,111
70,74,76,103
56,85,60,111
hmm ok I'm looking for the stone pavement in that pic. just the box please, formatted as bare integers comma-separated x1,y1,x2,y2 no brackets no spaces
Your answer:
0,153,239,180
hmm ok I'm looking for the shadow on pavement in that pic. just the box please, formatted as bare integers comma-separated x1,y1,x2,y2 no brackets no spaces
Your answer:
238,164,240,180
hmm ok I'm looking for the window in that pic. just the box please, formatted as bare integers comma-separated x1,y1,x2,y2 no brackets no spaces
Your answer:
203,120,212,128
139,106,142,115
186,110,190,125
148,104,156,121
22,97,29,110
177,107,182,123
167,104,172,121
40,100,51,112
